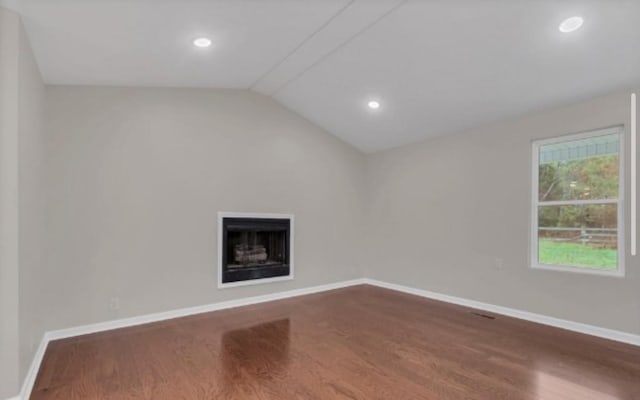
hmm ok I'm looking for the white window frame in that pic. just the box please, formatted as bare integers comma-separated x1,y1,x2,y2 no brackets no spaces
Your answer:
530,126,625,277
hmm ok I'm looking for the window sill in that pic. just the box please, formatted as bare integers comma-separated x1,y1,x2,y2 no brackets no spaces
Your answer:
531,263,625,278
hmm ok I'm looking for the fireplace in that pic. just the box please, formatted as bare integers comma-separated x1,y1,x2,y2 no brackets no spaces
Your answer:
218,213,293,287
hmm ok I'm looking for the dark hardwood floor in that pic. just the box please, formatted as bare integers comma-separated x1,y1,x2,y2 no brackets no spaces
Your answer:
31,285,640,399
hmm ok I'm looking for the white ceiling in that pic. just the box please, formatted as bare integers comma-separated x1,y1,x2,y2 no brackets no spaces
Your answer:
5,0,640,152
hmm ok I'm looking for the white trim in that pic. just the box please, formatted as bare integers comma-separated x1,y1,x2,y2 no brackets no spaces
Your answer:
217,212,294,289
534,125,624,145
217,275,293,289
536,199,618,206
3,397,21,400
631,93,637,256
363,279,640,347
18,333,49,400
48,279,362,341
532,262,624,277
530,126,625,276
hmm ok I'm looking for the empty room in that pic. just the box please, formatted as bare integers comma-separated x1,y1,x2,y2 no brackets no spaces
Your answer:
2,0,640,399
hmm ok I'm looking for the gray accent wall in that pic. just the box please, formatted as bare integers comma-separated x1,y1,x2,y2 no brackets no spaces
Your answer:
366,90,640,334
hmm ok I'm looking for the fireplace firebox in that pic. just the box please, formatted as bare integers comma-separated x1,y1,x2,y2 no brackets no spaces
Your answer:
218,213,293,287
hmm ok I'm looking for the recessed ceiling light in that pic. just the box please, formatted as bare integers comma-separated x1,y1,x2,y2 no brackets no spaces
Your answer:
559,16,584,33
368,100,381,110
193,37,212,48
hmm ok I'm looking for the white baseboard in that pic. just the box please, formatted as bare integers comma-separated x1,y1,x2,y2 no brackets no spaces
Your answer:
16,277,640,400
19,333,48,400
46,278,367,341
363,278,640,347
18,278,366,399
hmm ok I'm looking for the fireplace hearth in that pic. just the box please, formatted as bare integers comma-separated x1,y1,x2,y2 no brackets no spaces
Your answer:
218,213,293,287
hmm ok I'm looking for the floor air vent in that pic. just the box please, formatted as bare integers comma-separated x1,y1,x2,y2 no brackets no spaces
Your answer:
471,312,496,320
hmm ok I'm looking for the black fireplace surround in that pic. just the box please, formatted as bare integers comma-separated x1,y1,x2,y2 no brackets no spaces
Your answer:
221,217,291,284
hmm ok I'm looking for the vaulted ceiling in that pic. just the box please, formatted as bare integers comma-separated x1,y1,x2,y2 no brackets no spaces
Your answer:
4,0,640,152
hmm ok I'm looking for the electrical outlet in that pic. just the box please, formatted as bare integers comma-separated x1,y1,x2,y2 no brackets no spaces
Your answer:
109,297,120,311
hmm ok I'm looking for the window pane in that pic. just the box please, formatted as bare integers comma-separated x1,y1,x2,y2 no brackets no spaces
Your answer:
538,134,619,202
538,204,617,270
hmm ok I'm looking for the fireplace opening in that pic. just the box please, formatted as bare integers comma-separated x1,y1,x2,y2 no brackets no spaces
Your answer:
219,215,292,286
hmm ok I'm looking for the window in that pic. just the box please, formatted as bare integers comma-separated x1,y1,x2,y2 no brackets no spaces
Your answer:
531,126,624,276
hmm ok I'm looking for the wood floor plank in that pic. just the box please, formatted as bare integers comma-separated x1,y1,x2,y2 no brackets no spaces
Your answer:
30,285,640,400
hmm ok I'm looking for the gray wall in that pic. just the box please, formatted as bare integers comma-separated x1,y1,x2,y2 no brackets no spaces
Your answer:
39,85,640,339
43,86,366,331
0,7,22,398
18,19,46,385
366,89,640,334
0,6,46,398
